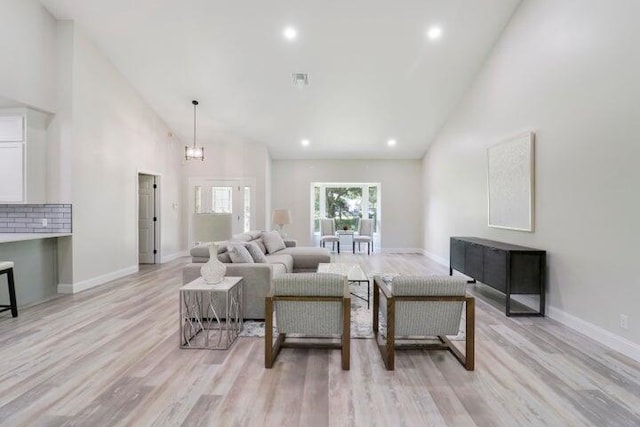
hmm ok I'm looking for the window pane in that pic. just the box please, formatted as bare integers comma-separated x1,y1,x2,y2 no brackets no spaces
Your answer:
313,186,320,232
244,186,251,232
325,187,362,230
194,186,202,214
212,186,232,213
368,186,377,232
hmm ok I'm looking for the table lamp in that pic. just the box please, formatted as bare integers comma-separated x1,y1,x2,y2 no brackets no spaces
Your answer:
272,209,292,237
192,213,232,244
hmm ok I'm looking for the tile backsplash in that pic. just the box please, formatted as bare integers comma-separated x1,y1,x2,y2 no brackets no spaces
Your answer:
0,204,72,233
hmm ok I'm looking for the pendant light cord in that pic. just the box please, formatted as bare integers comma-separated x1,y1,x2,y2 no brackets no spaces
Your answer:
192,100,198,148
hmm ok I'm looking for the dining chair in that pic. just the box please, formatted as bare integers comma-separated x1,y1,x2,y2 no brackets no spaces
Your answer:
353,218,373,254
320,218,340,253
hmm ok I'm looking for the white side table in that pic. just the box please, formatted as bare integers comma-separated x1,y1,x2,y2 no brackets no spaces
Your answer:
180,276,243,350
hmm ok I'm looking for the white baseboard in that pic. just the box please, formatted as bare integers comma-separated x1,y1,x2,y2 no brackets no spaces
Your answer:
422,250,640,362
546,305,640,362
57,264,139,294
422,249,449,266
161,250,188,263
379,248,424,254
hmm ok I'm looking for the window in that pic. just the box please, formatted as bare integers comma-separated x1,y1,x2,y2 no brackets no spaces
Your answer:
326,187,362,230
312,183,380,233
243,186,251,232
313,186,321,232
194,186,202,214
212,187,232,213
368,185,378,232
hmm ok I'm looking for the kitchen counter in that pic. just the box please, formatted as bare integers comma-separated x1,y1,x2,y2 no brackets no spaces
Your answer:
0,233,72,244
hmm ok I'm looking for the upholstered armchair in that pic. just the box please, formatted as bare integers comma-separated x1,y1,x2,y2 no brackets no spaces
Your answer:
265,272,350,370
353,218,374,254
319,218,340,253
373,275,475,370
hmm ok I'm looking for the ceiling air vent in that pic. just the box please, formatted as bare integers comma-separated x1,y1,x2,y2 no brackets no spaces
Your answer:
291,73,310,87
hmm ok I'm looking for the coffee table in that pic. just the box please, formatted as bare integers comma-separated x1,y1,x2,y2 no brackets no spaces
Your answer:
317,263,370,308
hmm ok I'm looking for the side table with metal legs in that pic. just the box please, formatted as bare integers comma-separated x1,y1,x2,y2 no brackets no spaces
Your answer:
180,276,243,350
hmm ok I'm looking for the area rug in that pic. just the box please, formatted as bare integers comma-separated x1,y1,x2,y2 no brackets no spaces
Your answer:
239,283,466,340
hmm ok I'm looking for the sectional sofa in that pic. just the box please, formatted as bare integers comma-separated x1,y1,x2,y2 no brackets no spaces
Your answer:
183,230,331,319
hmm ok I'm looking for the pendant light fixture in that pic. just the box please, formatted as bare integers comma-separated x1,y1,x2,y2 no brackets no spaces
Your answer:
185,100,204,160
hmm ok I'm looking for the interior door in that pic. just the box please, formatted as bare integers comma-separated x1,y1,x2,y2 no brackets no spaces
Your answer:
138,174,156,264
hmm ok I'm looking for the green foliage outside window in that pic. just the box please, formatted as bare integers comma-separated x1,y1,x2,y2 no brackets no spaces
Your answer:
313,184,379,232
326,187,362,230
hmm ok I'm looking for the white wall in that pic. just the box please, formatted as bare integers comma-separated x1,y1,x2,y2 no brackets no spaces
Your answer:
0,0,57,112
422,0,640,354
46,20,74,204
272,159,422,249
0,1,185,290
68,26,185,284
0,0,70,201
181,139,270,242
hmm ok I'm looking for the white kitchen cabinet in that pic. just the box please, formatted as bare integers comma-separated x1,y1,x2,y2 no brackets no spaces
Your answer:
0,108,48,203
0,143,24,201
0,116,24,141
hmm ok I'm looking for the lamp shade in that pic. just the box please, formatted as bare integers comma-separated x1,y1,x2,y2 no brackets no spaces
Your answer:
272,209,292,226
193,213,232,243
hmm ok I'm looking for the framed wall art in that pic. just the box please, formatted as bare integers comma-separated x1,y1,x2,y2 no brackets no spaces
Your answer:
487,132,535,232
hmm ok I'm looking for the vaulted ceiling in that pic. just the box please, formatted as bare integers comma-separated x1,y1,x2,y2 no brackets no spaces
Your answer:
40,0,521,159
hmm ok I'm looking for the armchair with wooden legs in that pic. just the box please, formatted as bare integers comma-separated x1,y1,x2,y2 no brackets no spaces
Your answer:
265,273,351,370
373,275,475,371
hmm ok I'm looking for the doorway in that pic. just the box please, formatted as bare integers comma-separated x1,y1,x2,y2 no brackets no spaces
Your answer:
311,182,381,249
138,173,159,264
188,177,255,249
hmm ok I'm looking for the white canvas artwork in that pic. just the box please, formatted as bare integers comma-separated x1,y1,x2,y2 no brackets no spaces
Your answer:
487,132,534,232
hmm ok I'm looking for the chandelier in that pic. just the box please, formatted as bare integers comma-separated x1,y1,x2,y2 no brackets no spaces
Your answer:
185,100,204,160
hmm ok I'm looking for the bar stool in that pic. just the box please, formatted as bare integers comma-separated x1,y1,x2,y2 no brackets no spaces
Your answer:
0,261,18,318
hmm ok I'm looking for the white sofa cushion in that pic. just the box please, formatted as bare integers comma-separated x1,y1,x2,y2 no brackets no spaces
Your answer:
245,241,267,263
265,254,294,273
228,243,254,263
254,238,267,254
262,231,286,253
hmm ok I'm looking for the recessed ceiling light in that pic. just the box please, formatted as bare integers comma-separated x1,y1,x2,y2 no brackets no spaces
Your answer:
301,139,310,147
427,26,443,41
387,139,397,147
283,26,298,41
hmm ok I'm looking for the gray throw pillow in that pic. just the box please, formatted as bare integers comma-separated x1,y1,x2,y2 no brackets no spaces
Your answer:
245,242,267,263
227,243,254,263
217,252,232,263
262,231,286,253
254,239,267,254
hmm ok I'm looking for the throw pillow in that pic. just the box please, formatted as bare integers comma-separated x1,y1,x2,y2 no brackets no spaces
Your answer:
245,242,267,263
254,238,267,254
227,243,254,264
262,231,286,254
217,252,232,263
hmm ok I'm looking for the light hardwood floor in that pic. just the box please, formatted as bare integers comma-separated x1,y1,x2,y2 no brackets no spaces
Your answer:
1,253,639,426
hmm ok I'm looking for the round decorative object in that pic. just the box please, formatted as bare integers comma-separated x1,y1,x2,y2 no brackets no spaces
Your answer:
342,225,348,231
200,244,226,284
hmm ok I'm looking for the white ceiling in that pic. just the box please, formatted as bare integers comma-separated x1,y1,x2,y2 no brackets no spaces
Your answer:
40,0,521,159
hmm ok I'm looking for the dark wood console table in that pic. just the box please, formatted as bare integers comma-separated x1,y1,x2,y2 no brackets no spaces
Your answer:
449,237,546,317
